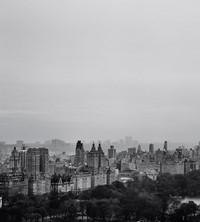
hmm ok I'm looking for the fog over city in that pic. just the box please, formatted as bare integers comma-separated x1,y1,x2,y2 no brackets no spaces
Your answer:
1,0,200,143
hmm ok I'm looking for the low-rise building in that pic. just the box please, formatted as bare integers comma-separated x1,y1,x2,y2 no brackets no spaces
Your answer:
51,174,74,193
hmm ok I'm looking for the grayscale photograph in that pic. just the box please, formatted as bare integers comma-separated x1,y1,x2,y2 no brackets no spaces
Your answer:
0,1,200,221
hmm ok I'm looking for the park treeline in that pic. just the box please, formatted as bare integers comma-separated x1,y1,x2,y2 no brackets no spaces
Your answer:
1,170,200,222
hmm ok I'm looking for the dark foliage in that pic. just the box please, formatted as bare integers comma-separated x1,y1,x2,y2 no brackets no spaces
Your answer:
1,171,200,221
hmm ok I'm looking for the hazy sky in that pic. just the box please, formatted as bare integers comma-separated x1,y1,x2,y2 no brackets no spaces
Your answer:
1,0,200,143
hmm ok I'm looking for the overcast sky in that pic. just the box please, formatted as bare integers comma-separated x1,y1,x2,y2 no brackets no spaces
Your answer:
0,0,200,143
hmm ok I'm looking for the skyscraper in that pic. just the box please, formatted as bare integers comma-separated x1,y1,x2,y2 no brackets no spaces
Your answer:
137,144,142,153
39,148,49,175
9,147,21,173
164,141,168,151
149,143,154,154
19,145,27,173
87,143,106,169
26,148,49,178
26,148,40,179
75,141,85,167
108,145,116,159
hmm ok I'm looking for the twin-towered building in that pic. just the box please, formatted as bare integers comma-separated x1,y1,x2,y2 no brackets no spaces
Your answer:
87,142,106,169
74,140,107,170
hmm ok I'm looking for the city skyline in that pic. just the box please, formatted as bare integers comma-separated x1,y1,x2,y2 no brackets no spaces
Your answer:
1,1,200,143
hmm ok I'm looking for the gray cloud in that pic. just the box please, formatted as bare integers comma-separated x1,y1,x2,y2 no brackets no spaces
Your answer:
0,0,200,143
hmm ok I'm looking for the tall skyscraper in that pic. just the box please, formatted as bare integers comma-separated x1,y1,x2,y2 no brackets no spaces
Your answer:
108,145,116,159
39,148,49,175
87,143,106,169
26,148,40,179
9,147,21,173
75,141,85,167
27,148,49,178
19,146,27,173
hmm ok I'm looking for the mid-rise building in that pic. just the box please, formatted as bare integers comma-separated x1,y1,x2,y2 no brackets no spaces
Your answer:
51,174,74,193
128,147,136,155
74,172,91,193
28,175,50,195
0,173,28,198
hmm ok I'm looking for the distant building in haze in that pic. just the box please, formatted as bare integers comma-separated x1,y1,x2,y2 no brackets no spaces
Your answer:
149,144,154,154
108,145,116,159
16,140,24,148
137,144,142,153
125,136,133,148
128,147,136,155
164,141,168,151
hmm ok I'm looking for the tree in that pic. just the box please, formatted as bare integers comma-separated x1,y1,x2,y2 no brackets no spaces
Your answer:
96,199,111,221
170,201,198,222
36,207,47,222
79,200,86,220
65,199,78,222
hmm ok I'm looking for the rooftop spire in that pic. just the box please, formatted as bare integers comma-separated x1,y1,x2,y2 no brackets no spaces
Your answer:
91,142,96,152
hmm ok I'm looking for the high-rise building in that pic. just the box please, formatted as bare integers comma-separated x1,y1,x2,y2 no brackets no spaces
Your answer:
19,146,27,173
164,141,168,151
137,144,142,153
128,147,136,155
26,148,49,178
9,147,21,173
74,141,85,167
39,148,49,175
87,143,106,169
26,148,40,179
149,144,154,154
108,145,116,159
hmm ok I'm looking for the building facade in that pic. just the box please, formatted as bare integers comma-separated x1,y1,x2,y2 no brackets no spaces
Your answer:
74,141,85,167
